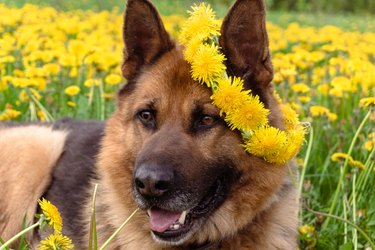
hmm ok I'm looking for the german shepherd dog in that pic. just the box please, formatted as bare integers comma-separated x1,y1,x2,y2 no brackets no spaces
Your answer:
0,0,298,249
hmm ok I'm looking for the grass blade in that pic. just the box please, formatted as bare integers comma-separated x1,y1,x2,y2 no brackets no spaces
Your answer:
89,184,99,250
99,208,139,250
323,110,371,228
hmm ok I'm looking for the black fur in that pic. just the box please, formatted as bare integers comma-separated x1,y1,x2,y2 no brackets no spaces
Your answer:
41,118,105,241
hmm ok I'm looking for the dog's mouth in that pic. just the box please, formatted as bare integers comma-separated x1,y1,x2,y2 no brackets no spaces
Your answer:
147,179,226,244
148,208,191,241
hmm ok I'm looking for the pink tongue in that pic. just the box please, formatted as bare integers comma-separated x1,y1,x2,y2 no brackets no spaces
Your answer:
149,208,182,233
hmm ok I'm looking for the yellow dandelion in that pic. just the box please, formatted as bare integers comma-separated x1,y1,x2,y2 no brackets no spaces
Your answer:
327,112,338,121
37,110,47,122
331,152,352,162
331,76,352,92
329,87,344,98
299,96,311,103
37,234,73,250
317,84,329,95
41,51,54,63
43,63,60,75
19,90,29,102
38,198,63,234
299,224,315,235
189,2,216,20
68,39,85,56
183,37,202,63
363,140,375,151
309,105,329,117
280,103,299,131
69,67,78,78
291,83,310,93
0,108,21,121
59,54,75,67
272,72,283,84
191,43,226,87
84,79,100,88
67,101,76,108
13,70,24,77
179,3,220,45
225,96,270,131
360,97,375,108
2,76,13,86
331,153,365,170
211,77,250,114
350,160,365,171
18,89,41,102
105,73,122,85
281,126,306,163
245,126,288,164
64,85,80,96
0,79,8,91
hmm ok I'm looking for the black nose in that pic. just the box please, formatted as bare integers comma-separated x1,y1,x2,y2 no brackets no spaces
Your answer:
134,163,174,197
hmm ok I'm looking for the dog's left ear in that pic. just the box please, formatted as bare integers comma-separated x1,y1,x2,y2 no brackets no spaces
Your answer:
220,0,273,103
122,0,174,79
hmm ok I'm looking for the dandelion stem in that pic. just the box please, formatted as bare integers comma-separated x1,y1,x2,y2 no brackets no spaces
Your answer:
29,101,37,121
342,190,348,244
28,90,54,122
99,208,139,250
99,82,105,121
298,125,313,225
354,148,375,204
323,109,371,228
304,205,375,249
352,173,357,250
0,222,39,250
298,126,313,200
89,184,99,250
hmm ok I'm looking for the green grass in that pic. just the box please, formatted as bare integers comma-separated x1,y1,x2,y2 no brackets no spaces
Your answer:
0,0,226,14
267,11,375,31
1,0,374,31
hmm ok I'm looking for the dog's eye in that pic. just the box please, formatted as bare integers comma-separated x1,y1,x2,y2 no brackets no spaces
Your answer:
139,111,153,121
200,115,216,126
196,115,219,129
137,110,156,128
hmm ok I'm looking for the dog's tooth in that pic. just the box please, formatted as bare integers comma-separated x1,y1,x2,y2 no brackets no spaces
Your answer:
169,223,180,230
178,210,187,225
147,209,151,217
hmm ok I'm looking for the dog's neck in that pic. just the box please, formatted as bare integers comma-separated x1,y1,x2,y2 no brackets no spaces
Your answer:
188,240,222,250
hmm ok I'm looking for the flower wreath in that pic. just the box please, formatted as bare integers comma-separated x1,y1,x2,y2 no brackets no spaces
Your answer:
178,3,306,165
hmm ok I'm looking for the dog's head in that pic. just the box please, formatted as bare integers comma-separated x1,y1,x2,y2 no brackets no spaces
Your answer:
99,0,288,247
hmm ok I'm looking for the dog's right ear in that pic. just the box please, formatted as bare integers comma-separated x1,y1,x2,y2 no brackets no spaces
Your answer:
121,0,174,79
220,0,273,104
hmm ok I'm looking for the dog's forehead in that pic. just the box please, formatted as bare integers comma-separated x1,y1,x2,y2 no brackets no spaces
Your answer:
133,49,213,105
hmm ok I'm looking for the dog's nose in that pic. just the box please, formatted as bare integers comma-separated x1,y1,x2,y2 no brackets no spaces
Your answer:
134,164,174,197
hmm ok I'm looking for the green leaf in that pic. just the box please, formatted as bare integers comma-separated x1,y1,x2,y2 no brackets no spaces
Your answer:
339,242,353,250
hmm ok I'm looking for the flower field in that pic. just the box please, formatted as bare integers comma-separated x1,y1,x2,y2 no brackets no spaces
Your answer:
0,3,374,250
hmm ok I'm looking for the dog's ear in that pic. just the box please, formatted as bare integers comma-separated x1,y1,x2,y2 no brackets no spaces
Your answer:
220,0,273,102
122,0,174,79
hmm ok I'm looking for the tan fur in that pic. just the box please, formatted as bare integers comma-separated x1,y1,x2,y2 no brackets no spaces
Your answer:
88,46,298,249
0,126,67,242
220,179,298,249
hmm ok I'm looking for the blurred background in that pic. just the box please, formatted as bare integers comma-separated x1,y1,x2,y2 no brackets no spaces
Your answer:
0,0,374,13
0,0,373,31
